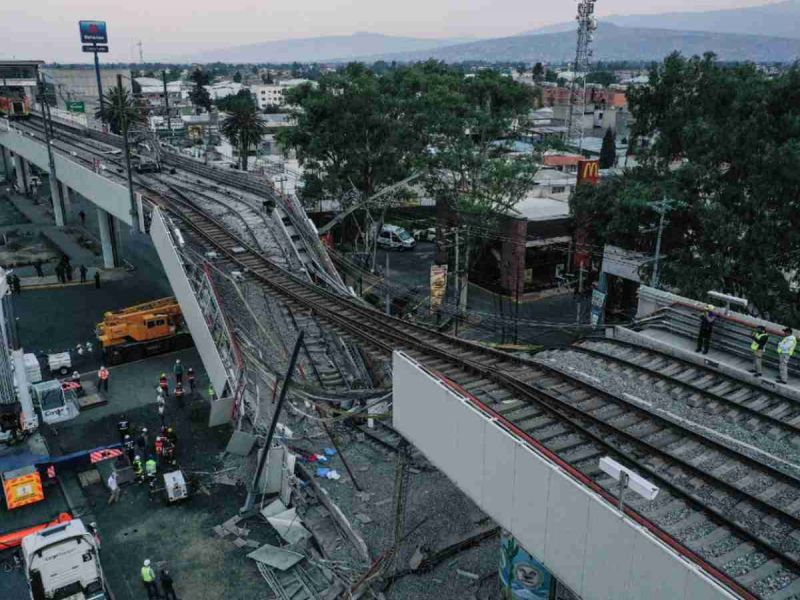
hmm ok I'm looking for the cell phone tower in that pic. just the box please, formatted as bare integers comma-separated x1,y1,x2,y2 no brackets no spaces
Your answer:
564,0,598,152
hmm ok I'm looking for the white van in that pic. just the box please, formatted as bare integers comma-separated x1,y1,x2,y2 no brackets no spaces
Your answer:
377,225,416,251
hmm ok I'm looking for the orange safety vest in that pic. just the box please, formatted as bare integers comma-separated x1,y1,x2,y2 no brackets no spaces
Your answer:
98,368,109,380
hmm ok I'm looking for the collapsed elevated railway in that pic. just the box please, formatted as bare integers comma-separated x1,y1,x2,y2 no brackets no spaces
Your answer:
6,113,800,598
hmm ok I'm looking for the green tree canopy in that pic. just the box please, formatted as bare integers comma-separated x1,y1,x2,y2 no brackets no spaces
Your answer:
220,101,268,171
95,85,144,135
216,89,255,113
599,128,616,169
573,52,800,322
189,68,212,113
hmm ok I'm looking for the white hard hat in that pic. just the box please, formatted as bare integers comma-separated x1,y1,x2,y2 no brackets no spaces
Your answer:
144,559,151,566
100,366,106,370
142,427,147,433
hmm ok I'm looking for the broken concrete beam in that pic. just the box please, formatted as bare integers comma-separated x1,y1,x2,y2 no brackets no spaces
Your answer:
233,538,248,548
456,569,479,581
212,525,228,538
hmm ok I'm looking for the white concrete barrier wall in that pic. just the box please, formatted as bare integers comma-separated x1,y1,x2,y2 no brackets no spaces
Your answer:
149,207,229,396
392,351,738,600
0,128,132,225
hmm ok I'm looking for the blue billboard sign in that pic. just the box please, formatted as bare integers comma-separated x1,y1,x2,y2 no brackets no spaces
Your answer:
79,21,108,44
500,534,552,600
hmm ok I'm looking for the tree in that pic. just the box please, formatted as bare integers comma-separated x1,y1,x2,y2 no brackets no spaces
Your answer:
277,63,425,203
216,89,256,113
95,85,144,135
585,70,618,86
189,68,212,113
220,102,268,171
599,128,616,169
532,62,544,82
233,70,242,83
573,52,800,322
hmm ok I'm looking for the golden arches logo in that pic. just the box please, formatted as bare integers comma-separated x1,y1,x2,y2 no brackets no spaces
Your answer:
577,159,600,184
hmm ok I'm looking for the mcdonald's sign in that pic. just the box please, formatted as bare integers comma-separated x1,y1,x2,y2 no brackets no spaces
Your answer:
577,159,600,185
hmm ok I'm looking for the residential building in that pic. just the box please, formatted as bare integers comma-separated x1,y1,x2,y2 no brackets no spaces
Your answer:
250,79,312,110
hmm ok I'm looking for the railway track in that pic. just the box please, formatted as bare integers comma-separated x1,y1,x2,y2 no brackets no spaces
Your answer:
12,115,800,597
147,182,800,599
560,338,800,447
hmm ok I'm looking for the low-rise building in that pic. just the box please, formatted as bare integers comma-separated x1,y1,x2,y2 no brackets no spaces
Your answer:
250,79,312,110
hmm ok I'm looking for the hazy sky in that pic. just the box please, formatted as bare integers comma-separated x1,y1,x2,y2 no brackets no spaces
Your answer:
0,0,770,63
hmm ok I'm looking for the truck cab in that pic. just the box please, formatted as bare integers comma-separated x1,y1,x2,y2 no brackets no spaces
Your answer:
21,520,107,600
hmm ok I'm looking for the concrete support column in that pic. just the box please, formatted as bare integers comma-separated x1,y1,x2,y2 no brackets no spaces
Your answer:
13,154,27,194
60,182,72,219
49,176,65,227
0,147,9,183
97,206,119,268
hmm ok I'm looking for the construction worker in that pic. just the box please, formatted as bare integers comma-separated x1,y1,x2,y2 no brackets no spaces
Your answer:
79,264,88,283
94,270,100,289
132,455,144,483
145,457,158,488
116,414,130,442
157,394,166,426
97,366,109,393
165,427,178,447
187,367,196,392
160,568,178,600
174,382,185,407
141,559,159,599
208,383,216,401
162,437,176,467
159,373,169,398
777,327,797,384
750,326,769,377
136,428,148,454
173,359,184,385
106,472,120,505
123,434,136,464
154,433,164,460
695,305,717,355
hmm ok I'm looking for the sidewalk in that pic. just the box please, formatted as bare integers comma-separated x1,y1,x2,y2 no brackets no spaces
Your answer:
3,191,128,288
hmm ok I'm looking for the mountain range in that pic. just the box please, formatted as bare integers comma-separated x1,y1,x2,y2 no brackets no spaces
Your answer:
187,32,470,64
185,1,800,64
522,0,800,39
358,23,800,64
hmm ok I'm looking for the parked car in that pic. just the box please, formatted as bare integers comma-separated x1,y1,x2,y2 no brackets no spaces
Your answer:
377,225,416,251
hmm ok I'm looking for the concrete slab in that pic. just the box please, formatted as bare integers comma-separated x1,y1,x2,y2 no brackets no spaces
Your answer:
225,431,255,456
247,544,304,571
266,508,312,545
260,499,288,519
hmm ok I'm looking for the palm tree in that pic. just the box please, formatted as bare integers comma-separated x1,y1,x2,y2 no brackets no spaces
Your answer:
95,85,144,135
220,102,268,171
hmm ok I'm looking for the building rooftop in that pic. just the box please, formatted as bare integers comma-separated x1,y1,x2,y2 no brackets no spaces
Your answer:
513,195,570,221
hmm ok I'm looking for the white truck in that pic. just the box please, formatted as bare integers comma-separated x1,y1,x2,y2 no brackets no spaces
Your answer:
21,519,108,600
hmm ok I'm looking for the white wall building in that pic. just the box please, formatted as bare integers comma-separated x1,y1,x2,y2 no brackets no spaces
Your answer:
250,79,312,110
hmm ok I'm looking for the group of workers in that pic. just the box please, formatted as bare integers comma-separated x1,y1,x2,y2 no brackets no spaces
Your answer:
696,305,797,384
113,359,194,491
140,559,178,600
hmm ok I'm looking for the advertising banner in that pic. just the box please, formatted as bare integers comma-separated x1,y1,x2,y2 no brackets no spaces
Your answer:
430,264,448,310
500,533,552,599
590,288,607,326
65,101,85,113
79,20,108,44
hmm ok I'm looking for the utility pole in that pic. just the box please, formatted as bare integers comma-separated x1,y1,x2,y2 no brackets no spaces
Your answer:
651,197,671,289
118,74,138,233
162,70,172,138
454,227,460,337
137,40,144,64
243,331,304,512
37,71,65,227
385,252,391,315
